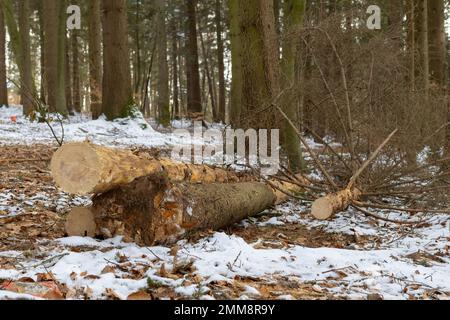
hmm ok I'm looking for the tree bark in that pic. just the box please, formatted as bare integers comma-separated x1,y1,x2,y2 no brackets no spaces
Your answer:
37,2,46,103
229,0,242,126
415,0,429,95
281,0,306,173
18,0,34,115
171,19,180,118
0,5,7,107
406,0,415,91
88,0,103,119
65,34,74,115
215,0,226,123
43,0,67,114
199,29,216,120
156,0,170,126
71,29,81,113
102,0,132,120
427,0,446,86
238,0,281,129
65,173,304,246
185,0,202,114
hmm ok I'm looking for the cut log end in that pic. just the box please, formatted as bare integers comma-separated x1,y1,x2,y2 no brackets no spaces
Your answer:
65,207,96,237
311,188,361,220
51,143,101,195
311,197,335,220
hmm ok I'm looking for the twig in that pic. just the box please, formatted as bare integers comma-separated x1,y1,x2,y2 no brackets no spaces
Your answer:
351,205,421,225
347,129,398,190
146,248,163,261
352,201,450,214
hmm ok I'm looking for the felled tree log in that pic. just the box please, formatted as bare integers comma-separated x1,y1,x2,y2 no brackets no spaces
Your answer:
310,188,361,220
65,173,304,246
51,142,253,195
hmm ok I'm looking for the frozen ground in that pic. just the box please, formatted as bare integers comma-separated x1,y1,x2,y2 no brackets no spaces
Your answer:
0,106,448,300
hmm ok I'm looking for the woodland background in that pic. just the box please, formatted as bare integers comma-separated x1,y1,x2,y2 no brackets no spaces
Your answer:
0,0,449,172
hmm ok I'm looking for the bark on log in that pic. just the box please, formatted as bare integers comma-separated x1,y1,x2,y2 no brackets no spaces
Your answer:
51,142,252,195
65,173,304,246
310,188,361,220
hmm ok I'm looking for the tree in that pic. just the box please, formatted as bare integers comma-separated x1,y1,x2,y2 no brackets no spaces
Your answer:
236,0,280,129
416,0,429,95
88,0,102,119
43,0,67,114
0,4,7,107
229,0,242,126
427,0,446,86
1,0,35,114
215,0,226,123
281,0,306,172
102,0,133,120
406,0,415,91
185,0,202,114
37,2,46,103
156,0,170,126
71,29,81,113
18,0,34,115
171,15,180,118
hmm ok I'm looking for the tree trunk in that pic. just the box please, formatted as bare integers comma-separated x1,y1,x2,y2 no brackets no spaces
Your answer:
88,0,102,119
406,0,415,91
156,0,170,127
281,0,306,173
171,19,180,118
238,0,280,129
71,29,81,113
311,188,361,220
38,2,46,103
102,0,132,120
416,0,429,95
215,0,226,123
229,0,242,126
65,174,304,245
65,34,74,115
43,0,67,114
1,0,35,113
50,142,256,195
185,0,202,114
199,29,216,121
18,0,34,115
0,4,7,107
427,0,446,86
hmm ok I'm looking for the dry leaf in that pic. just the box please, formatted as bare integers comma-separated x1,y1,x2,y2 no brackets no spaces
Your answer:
101,266,116,274
105,288,122,300
127,291,152,300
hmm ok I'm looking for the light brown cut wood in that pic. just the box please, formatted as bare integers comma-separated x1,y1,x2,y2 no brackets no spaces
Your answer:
311,188,361,220
65,207,96,237
50,142,252,195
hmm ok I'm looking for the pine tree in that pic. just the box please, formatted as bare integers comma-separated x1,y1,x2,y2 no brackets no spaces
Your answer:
102,0,133,120
185,0,202,114
156,0,170,126
0,4,8,107
88,0,102,119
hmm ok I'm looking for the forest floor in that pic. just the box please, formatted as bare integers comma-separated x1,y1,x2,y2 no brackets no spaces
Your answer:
0,106,449,300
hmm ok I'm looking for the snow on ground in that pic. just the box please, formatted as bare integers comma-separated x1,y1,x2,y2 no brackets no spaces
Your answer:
0,106,449,300
0,105,196,148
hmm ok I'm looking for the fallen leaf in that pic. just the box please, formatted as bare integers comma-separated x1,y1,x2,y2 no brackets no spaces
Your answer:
101,266,116,274
127,291,152,300
105,288,122,300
